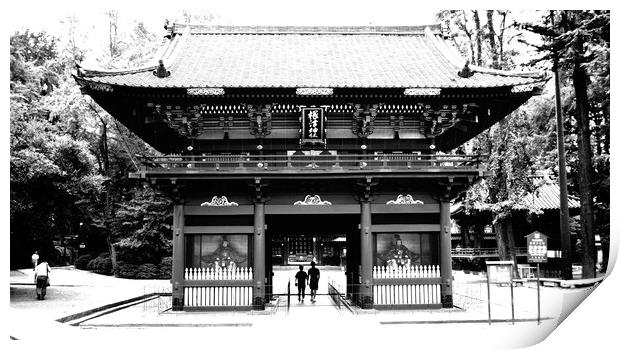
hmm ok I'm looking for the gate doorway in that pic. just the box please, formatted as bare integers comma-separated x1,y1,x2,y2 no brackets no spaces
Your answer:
266,214,358,300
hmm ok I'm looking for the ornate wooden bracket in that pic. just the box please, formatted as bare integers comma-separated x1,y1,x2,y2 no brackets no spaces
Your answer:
247,104,272,138
351,103,380,138
389,115,405,138
355,176,378,202
420,103,479,138
437,176,456,201
249,177,269,203
219,115,234,137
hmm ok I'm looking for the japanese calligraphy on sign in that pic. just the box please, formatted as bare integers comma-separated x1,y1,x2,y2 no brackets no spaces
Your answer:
301,107,325,144
526,231,548,263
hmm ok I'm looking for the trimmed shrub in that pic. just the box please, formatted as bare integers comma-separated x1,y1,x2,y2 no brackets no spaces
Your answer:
113,262,139,279
75,254,92,270
135,263,159,279
157,256,172,279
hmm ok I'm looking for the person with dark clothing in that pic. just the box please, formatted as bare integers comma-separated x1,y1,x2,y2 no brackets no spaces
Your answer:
308,261,320,302
34,258,51,300
294,265,308,302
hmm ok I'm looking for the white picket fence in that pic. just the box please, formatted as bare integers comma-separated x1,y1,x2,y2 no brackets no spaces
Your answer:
184,285,253,307
372,265,442,306
184,267,253,280
184,267,253,307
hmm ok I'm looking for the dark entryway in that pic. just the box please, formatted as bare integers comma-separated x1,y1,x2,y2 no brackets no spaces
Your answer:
265,214,358,299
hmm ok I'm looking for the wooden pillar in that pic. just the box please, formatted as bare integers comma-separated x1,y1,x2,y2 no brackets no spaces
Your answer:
171,203,185,311
439,199,453,308
462,223,471,248
360,200,373,309
253,201,266,310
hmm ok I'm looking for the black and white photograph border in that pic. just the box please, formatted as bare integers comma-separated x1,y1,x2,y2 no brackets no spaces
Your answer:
5,1,616,349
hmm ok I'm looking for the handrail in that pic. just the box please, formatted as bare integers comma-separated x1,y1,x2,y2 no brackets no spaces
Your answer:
451,247,529,256
137,153,487,172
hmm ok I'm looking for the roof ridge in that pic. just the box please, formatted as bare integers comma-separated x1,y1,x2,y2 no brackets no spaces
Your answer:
170,23,442,35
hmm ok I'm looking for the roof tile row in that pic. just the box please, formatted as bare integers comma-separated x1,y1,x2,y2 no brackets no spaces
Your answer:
79,26,546,90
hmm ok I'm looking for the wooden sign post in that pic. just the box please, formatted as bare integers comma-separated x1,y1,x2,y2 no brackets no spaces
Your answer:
485,260,515,325
526,231,548,325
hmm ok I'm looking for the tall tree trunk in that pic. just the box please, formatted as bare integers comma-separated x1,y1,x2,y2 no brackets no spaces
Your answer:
486,10,500,69
461,11,476,64
99,117,116,271
494,219,508,259
472,11,483,66
495,218,518,277
603,106,610,154
505,217,518,278
497,11,508,67
572,33,597,278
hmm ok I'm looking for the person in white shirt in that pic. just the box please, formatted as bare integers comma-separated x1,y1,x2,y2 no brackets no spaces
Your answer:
34,259,51,300
31,251,39,270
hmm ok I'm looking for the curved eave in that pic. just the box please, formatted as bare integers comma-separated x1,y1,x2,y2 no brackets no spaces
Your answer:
73,75,548,100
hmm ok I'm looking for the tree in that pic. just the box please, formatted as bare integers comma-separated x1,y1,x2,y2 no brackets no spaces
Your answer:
521,10,610,278
10,20,170,271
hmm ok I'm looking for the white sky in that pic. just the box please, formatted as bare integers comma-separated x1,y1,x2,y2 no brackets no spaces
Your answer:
7,0,612,34
8,0,439,34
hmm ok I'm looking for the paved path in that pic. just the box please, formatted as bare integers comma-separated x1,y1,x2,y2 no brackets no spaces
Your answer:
9,267,602,348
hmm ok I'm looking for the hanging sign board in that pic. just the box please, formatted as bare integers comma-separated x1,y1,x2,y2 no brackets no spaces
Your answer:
526,231,548,263
300,107,325,144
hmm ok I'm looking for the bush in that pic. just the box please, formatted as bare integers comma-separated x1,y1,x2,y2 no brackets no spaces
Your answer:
75,254,92,270
135,263,159,279
157,256,172,279
85,253,112,275
113,262,139,279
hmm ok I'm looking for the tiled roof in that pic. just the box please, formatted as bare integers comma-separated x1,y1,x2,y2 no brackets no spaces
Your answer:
77,24,547,90
521,176,581,211
451,173,580,215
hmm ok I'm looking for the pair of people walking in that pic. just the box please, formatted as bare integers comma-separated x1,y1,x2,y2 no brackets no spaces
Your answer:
294,261,320,302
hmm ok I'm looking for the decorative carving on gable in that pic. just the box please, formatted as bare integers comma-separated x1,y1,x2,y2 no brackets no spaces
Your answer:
386,194,424,205
403,88,441,96
88,82,113,92
293,195,332,206
200,196,239,206
351,103,380,138
187,88,225,95
246,104,272,138
296,88,334,96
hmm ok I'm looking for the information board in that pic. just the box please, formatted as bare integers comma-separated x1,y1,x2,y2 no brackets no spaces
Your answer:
526,231,548,263
487,263,513,284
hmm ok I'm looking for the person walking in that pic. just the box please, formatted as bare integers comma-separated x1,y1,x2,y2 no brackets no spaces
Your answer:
308,261,320,303
294,265,308,302
31,251,39,270
34,258,51,300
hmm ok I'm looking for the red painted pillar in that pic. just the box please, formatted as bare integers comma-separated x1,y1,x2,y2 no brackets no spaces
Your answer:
360,200,373,309
171,203,185,311
439,199,453,307
253,201,266,310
